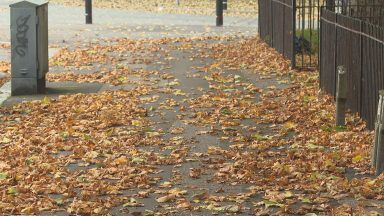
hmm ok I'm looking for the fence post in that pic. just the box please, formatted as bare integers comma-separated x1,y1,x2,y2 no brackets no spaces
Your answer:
85,0,92,24
216,0,223,26
336,65,347,126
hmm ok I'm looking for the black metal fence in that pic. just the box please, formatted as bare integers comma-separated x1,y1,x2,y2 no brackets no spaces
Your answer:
320,6,384,129
258,0,321,69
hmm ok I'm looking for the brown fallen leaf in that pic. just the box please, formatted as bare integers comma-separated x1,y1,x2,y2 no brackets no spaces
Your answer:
189,168,202,178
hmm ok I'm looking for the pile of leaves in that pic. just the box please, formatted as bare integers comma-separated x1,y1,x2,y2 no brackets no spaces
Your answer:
209,37,291,74
50,0,258,17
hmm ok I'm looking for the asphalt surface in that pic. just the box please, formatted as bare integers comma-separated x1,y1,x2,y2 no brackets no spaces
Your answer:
0,0,258,45
0,1,258,105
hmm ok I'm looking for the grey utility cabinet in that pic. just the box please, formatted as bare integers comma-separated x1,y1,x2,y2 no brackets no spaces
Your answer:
10,0,48,96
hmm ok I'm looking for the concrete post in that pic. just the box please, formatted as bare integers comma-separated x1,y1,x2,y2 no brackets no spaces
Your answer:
374,91,384,175
85,0,92,24
372,91,384,167
336,66,347,126
10,1,49,96
216,0,223,26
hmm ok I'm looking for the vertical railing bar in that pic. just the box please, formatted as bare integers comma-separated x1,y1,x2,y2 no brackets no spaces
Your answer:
334,12,338,98
281,2,286,56
292,0,297,68
359,19,363,114
320,6,323,88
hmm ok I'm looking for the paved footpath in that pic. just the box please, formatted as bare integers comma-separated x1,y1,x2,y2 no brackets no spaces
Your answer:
0,1,258,105
0,0,258,45
2,2,382,216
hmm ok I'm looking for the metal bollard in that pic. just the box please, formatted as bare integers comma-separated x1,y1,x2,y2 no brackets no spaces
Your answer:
85,0,92,24
216,0,223,26
372,91,384,167
336,66,347,126
374,91,384,175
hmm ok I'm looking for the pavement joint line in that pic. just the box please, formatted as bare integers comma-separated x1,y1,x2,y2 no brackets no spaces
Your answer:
0,81,11,106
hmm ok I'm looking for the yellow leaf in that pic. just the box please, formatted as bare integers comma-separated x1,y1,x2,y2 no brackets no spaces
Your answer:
352,155,363,163
283,122,297,130
42,96,50,105
132,120,143,127
115,156,128,165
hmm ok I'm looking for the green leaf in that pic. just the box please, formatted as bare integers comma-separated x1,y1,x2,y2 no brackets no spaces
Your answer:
7,187,17,195
55,198,64,206
132,157,145,164
263,200,284,208
306,143,324,150
251,134,268,141
223,88,236,92
334,125,347,132
115,64,125,69
83,134,92,141
220,108,231,115
320,125,332,132
0,172,7,180
300,197,312,203
240,63,248,69
25,157,34,165
142,210,155,216
174,89,186,96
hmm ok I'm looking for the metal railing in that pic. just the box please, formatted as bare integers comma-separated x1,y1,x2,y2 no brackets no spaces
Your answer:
258,0,322,69
320,6,384,129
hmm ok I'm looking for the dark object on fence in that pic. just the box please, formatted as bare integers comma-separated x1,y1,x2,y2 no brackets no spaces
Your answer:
223,0,228,10
216,0,223,26
9,1,49,96
294,36,311,54
336,66,347,126
258,0,320,69
85,0,92,24
372,91,384,172
319,6,384,130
